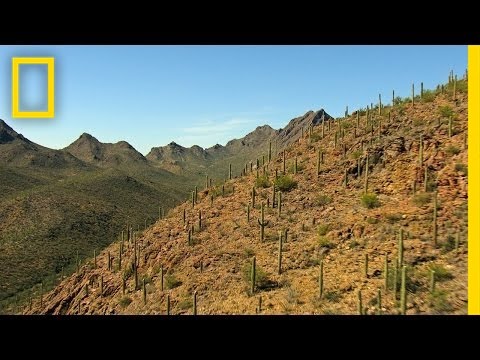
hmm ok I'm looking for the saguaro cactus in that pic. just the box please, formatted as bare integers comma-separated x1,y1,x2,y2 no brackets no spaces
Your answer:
193,291,197,315
430,269,436,293
160,266,164,291
198,210,202,230
419,135,423,165
319,259,324,299
400,266,407,315
271,184,276,208
277,231,283,275
257,203,269,242
247,203,250,222
377,289,382,315
378,94,382,115
364,253,369,278
433,191,438,247
448,116,453,138
268,141,272,163
94,250,97,268
229,163,232,180
277,191,282,217
143,278,147,305
283,150,286,174
411,83,415,107
384,255,389,291
100,275,104,297
317,150,321,177
183,208,186,225
421,82,424,98
358,290,363,315
453,75,457,100
167,294,171,315
364,155,369,193
251,256,256,294
252,187,256,208
398,228,404,267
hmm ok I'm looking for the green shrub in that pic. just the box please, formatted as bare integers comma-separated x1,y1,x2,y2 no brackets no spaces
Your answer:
310,133,322,142
455,163,468,175
439,106,454,118
351,150,362,160
317,224,330,236
243,263,269,289
412,193,432,206
324,291,341,303
274,175,297,192
429,289,453,312
288,162,305,174
255,176,271,188
385,213,402,223
315,194,332,207
366,217,379,224
442,235,456,253
243,248,255,258
119,296,132,308
445,145,461,156
318,236,334,249
422,90,436,102
165,274,182,289
361,193,380,209
429,264,453,281
178,298,193,310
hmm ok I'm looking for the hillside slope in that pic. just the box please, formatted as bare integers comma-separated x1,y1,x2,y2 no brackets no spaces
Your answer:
23,80,468,315
0,124,190,306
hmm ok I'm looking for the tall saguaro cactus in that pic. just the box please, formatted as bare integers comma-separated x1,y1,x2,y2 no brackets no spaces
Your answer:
400,266,407,315
433,191,438,247
229,163,232,180
251,256,256,294
277,191,282,217
257,203,269,242
277,231,283,275
319,259,324,299
398,228,404,267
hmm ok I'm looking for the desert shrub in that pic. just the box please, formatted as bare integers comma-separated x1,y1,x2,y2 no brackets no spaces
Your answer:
429,264,453,281
255,175,271,188
119,296,132,308
422,90,436,102
177,298,193,310
429,290,453,313
366,217,379,224
442,235,456,253
439,106,454,118
317,224,330,236
274,175,297,192
165,274,182,289
318,236,334,249
351,150,362,160
324,291,341,302
315,194,332,206
243,263,269,289
445,145,461,156
310,133,322,142
455,163,467,175
412,193,432,206
385,213,402,223
361,193,380,209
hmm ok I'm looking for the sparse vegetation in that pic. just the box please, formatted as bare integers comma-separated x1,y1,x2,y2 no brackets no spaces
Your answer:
119,296,132,308
255,176,271,188
455,163,468,175
429,290,453,313
315,194,332,207
317,224,330,236
429,264,453,281
445,145,461,156
274,175,297,192
243,263,269,289
361,193,380,209
439,106,454,118
318,236,334,249
385,213,402,223
165,274,182,289
412,193,432,206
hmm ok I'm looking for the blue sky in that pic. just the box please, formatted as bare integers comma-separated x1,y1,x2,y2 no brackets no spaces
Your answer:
0,45,466,155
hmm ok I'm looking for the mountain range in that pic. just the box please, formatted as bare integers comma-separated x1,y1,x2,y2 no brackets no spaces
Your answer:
0,108,331,305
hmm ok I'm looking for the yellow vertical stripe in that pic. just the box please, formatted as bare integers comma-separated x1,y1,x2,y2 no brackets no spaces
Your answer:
468,45,480,314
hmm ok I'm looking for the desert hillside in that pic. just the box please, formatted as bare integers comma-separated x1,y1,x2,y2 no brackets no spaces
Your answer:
23,78,468,315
